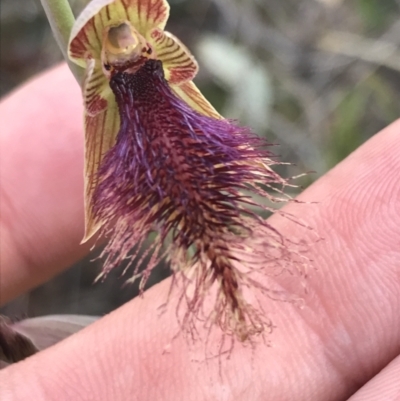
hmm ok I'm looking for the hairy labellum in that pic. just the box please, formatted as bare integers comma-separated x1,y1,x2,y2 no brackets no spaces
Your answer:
68,0,307,341
92,59,294,340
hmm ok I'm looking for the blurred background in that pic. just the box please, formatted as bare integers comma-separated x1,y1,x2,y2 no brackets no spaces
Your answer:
1,0,399,318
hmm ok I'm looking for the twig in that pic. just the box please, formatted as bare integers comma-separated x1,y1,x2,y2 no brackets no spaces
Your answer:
318,31,400,72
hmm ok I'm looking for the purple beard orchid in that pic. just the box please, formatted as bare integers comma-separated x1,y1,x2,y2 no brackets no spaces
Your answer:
68,0,305,341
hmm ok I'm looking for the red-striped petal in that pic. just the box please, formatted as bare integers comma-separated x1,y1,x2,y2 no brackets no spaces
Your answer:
149,28,198,84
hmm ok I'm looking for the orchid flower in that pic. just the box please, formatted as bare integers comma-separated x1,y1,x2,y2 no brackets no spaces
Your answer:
67,0,303,341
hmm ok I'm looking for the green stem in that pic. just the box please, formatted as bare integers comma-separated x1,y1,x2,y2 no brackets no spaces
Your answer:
40,0,84,83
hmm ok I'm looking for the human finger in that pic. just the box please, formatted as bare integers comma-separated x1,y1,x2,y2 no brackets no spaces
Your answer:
347,355,400,401
0,64,89,305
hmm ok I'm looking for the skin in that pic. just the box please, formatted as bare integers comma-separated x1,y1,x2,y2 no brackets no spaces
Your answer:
0,64,399,401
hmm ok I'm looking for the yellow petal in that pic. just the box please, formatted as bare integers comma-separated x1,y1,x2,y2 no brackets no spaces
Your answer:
123,0,170,38
83,95,120,242
149,29,198,84
69,0,170,65
171,81,221,119
78,57,119,241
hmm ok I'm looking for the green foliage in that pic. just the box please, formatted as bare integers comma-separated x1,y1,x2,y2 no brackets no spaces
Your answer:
329,72,398,167
357,0,399,32
330,89,367,166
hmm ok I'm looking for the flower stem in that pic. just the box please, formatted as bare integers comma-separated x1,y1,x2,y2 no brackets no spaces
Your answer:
40,0,84,83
